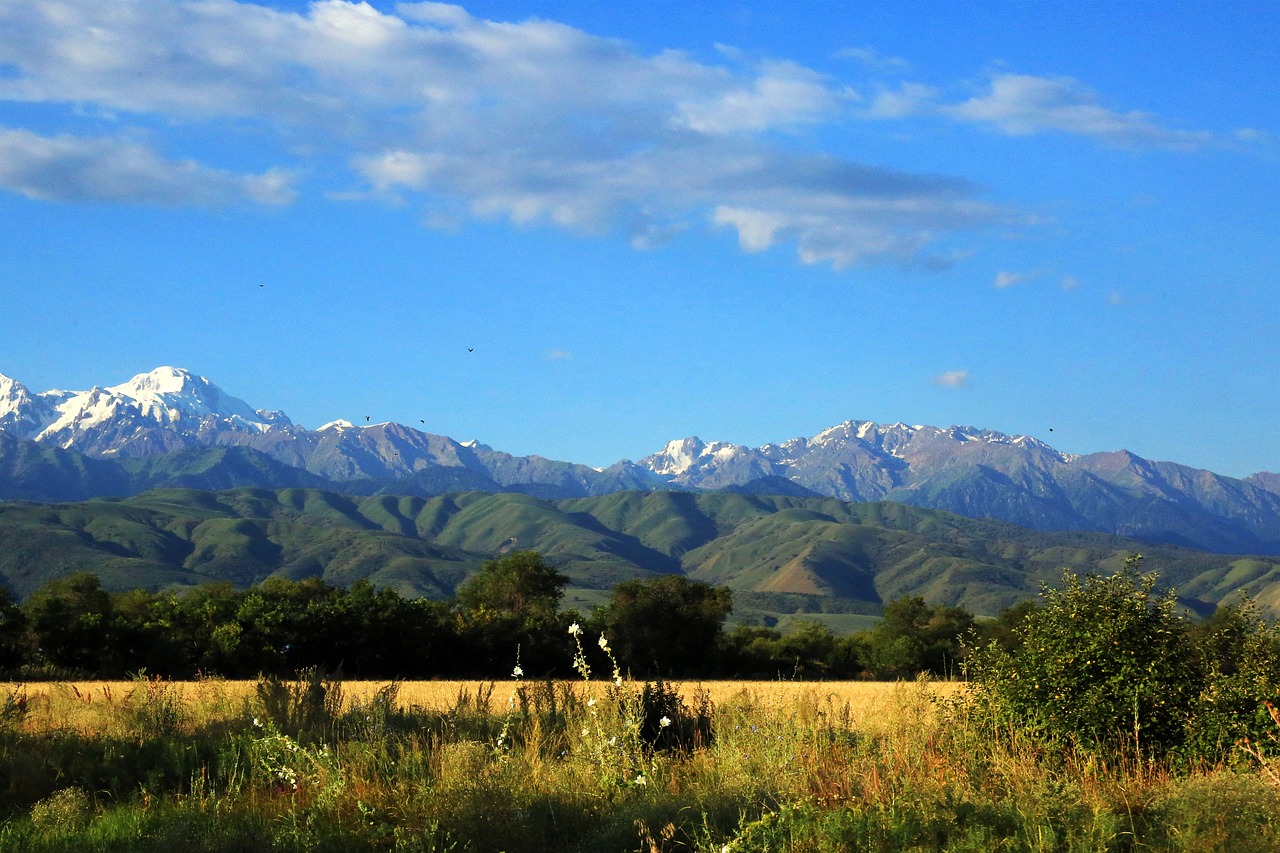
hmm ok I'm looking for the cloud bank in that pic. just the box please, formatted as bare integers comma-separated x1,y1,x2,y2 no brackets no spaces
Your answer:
0,1,1219,267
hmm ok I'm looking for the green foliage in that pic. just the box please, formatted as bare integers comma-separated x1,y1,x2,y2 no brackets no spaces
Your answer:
863,596,974,679
25,572,115,674
1183,601,1280,761
967,557,1203,757
0,586,27,672
601,574,732,677
7,486,1280,622
456,550,567,620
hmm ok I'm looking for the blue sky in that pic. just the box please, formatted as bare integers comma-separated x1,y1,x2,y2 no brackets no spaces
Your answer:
0,0,1276,476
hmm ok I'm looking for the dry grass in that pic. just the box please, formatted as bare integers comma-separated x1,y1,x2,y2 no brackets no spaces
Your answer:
2,677,962,706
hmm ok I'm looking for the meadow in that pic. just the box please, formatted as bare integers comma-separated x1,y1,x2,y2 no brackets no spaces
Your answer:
2,672,1279,852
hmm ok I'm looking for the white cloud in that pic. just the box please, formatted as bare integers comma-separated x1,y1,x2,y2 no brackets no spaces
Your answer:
994,270,1031,288
1060,274,1080,290
933,370,970,388
861,82,938,119
0,0,1014,268
946,73,1213,150
0,126,295,206
546,349,572,361
674,59,845,134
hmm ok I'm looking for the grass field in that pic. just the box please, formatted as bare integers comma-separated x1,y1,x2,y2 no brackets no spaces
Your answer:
1,674,1278,851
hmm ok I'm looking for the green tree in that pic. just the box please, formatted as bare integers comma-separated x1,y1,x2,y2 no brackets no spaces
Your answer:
457,551,568,622
967,557,1201,757
454,552,573,677
1184,600,1280,761
864,595,973,678
24,572,116,674
601,575,732,677
0,586,28,672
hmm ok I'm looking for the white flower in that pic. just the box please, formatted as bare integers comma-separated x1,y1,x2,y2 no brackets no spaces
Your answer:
659,716,672,728
252,717,261,728
580,727,590,737
634,774,647,786
598,635,609,650
568,623,582,636
512,665,523,678
587,697,597,708
614,676,623,687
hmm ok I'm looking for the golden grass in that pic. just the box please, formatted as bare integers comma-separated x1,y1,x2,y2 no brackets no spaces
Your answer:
2,678,965,736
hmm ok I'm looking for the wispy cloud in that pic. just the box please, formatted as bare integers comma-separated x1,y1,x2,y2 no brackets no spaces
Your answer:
546,349,573,361
0,0,1012,270
860,82,939,120
0,126,295,206
994,270,1032,288
837,46,910,72
933,370,970,388
945,73,1213,150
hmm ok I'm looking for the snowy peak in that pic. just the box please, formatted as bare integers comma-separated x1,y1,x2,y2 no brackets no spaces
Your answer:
0,366,295,455
643,436,751,477
105,366,267,427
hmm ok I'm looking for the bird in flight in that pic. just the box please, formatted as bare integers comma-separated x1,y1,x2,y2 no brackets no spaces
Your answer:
365,416,370,422
468,348,474,352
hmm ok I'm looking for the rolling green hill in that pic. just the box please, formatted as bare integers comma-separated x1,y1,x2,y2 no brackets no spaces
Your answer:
3,487,1278,618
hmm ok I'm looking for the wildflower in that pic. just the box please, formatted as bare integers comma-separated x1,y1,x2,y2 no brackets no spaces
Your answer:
568,623,582,636
512,665,523,678
634,774,647,786
252,717,261,728
614,675,623,687
659,716,672,728
587,697,597,708
581,727,589,737
598,635,609,650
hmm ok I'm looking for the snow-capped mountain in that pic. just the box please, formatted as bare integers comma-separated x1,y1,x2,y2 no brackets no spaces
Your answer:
1,366,1278,555
0,366,294,457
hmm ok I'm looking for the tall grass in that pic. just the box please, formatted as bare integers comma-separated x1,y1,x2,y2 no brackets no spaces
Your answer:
0,673,1277,851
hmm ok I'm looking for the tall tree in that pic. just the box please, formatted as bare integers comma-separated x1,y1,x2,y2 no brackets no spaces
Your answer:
601,575,732,677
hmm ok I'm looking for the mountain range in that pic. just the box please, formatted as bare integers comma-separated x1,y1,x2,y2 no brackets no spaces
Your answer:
4,487,1279,620
2,366,1278,556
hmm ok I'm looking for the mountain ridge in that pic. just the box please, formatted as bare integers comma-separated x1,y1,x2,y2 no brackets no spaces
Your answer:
5,486,1280,618
2,366,1277,555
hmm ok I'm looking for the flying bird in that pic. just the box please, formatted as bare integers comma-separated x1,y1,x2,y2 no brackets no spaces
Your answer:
365,416,370,422
467,348,474,352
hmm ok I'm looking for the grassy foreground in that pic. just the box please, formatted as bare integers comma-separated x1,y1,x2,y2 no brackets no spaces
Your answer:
1,675,1279,852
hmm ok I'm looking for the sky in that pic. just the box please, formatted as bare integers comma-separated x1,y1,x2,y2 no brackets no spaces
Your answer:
0,0,1276,477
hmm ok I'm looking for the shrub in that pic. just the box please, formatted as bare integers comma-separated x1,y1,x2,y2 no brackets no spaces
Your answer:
966,558,1201,758
1186,601,1280,763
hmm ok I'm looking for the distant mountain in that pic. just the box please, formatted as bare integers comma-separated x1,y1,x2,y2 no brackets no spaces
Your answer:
2,367,1277,555
635,423,1280,555
3,487,1279,619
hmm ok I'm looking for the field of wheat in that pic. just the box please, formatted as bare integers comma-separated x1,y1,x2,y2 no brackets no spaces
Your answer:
1,674,1277,852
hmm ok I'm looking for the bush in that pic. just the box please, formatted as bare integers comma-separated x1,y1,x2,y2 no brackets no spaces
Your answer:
966,558,1201,758
1185,601,1280,763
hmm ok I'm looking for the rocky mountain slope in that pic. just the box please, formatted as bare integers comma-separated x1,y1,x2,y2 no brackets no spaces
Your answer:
2,366,1277,555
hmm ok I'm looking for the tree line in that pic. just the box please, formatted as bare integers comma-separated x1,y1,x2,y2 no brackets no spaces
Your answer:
2,551,1275,689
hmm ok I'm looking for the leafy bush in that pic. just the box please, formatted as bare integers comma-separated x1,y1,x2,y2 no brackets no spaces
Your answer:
1185,601,1280,763
966,558,1202,757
